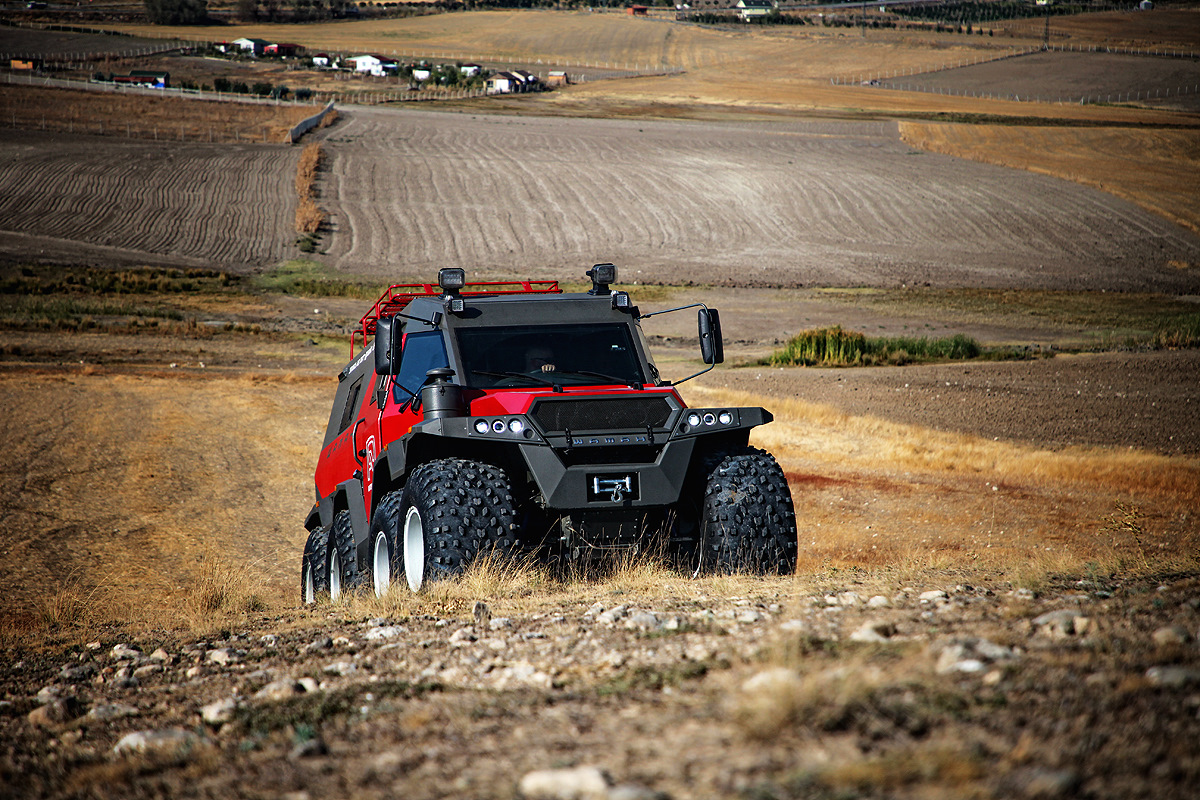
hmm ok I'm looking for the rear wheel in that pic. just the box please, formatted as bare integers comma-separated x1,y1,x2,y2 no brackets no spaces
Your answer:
328,510,362,601
698,447,797,575
400,459,519,591
301,526,330,605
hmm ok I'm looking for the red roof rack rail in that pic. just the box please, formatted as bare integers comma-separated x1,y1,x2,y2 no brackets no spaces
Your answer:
351,280,561,355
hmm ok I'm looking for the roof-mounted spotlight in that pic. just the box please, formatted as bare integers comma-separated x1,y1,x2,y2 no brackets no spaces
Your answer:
611,291,631,310
438,268,466,294
587,263,616,295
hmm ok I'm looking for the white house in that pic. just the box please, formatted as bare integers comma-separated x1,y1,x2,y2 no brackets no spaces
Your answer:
231,37,268,56
486,71,519,94
311,52,331,68
411,66,432,82
348,54,397,77
460,63,482,77
735,0,774,19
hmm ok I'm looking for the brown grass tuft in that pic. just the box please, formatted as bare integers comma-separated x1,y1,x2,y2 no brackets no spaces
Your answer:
295,142,325,234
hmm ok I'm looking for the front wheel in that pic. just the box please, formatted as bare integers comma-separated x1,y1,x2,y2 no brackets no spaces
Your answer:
699,447,797,575
399,459,519,591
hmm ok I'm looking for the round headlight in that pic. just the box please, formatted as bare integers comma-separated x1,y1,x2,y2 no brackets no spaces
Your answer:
718,411,733,425
702,412,716,426
508,418,525,434
491,420,506,433
474,419,489,434
686,413,702,427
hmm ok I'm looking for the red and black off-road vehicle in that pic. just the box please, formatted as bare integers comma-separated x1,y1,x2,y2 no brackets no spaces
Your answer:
301,265,797,601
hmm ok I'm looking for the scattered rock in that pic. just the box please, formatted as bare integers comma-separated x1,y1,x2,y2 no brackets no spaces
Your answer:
133,664,163,680
324,661,358,677
304,636,333,653
866,595,891,609
113,729,205,760
741,668,802,695
1151,625,1190,646
113,666,138,688
1004,766,1079,798
596,605,629,626
1031,610,1089,638
254,680,308,701
1145,666,1200,689
28,697,84,729
59,664,95,682
626,611,663,631
848,620,897,643
836,591,861,607
206,648,241,666
519,765,611,800
200,697,238,725
490,617,514,631
734,609,763,624
149,648,172,664
449,628,478,647
87,703,139,722
935,637,1018,674
919,590,948,603
290,737,328,760
364,625,406,641
111,644,142,662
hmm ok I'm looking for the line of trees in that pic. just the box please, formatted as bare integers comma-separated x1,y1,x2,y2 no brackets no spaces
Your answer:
143,0,208,24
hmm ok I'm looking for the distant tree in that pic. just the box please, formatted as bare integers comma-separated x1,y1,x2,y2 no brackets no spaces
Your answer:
143,0,208,24
235,0,257,20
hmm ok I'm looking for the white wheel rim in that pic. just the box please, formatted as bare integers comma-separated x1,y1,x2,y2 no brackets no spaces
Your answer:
372,531,391,597
303,562,315,604
404,506,425,592
329,546,342,601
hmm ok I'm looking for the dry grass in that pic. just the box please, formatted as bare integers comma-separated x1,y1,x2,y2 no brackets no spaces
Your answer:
294,142,325,235
0,84,312,144
900,121,1200,235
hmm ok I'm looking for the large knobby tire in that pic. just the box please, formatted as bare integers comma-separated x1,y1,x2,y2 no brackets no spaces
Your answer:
699,447,797,575
400,459,519,591
301,526,331,605
328,510,362,601
369,490,404,598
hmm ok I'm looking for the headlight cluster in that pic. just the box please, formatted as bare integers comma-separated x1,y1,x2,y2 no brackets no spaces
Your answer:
682,410,735,431
473,417,530,437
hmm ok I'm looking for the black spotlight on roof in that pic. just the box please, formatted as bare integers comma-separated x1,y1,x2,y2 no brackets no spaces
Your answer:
438,268,466,294
587,263,616,295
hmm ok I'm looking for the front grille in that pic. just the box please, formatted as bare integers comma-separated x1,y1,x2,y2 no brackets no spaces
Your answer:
531,396,672,434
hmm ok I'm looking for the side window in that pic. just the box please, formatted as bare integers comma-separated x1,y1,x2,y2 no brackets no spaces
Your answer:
395,330,449,400
338,378,363,433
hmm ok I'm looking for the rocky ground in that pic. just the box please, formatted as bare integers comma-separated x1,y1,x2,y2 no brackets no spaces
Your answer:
4,570,1200,800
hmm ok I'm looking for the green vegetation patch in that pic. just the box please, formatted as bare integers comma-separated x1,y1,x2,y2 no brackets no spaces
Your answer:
251,260,386,300
764,326,991,367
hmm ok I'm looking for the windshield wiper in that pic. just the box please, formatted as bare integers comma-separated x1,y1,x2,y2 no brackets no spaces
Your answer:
556,369,643,390
473,370,560,388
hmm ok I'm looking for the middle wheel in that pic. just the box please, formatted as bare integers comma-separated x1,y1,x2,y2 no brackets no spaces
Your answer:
397,458,519,591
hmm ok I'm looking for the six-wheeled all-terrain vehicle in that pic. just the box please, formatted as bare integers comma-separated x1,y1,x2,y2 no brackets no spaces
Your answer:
301,265,797,602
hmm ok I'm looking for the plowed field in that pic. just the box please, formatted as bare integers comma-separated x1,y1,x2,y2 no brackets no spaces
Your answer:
322,107,1200,290
0,131,298,269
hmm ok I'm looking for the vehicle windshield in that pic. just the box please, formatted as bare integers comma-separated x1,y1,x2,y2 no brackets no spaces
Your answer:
456,323,646,388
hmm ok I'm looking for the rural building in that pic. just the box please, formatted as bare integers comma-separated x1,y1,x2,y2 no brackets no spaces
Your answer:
311,53,332,68
735,0,774,19
460,63,482,77
486,71,519,94
232,38,269,56
112,71,170,88
348,55,398,77
512,70,539,87
10,58,42,71
545,70,569,87
265,43,303,58
411,66,432,81
627,5,648,15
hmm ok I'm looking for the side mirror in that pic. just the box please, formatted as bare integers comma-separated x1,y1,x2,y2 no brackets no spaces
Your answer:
698,308,724,365
374,317,398,376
